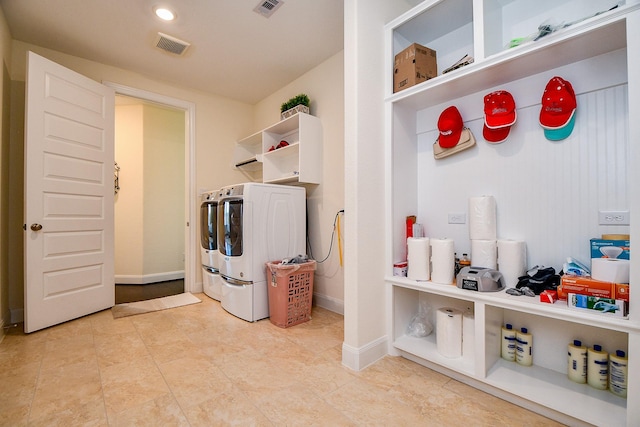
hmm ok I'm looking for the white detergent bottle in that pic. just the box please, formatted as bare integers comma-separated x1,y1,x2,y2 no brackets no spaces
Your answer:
609,350,628,398
501,323,516,362
568,340,587,383
587,344,608,390
515,327,532,366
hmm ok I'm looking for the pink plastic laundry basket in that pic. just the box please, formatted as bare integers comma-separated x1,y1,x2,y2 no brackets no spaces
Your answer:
266,260,316,328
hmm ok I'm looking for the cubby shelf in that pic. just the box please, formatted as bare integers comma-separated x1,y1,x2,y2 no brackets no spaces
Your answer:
233,112,322,185
384,1,640,425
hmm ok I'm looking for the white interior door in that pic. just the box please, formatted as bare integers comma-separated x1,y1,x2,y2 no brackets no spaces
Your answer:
24,51,115,333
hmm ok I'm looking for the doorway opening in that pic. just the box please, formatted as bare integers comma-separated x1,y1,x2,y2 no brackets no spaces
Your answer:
106,83,196,304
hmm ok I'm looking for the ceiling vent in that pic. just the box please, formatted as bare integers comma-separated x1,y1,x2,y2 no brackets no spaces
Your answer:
253,0,283,18
155,32,190,56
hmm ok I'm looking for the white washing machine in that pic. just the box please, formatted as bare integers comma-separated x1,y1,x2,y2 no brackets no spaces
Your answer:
200,190,222,301
217,183,306,322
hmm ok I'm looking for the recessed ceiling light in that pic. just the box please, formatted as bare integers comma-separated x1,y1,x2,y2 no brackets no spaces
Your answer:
154,7,176,21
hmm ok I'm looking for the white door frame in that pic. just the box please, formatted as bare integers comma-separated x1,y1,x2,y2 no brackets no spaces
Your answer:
104,81,196,293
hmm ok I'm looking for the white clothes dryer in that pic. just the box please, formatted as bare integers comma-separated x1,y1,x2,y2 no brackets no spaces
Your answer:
217,183,306,322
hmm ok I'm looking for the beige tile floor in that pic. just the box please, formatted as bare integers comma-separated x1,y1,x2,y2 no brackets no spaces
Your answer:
0,293,564,426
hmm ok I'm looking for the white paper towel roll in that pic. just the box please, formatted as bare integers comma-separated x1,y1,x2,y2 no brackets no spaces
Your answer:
431,238,455,284
591,258,630,283
469,196,497,240
437,307,463,358
471,239,497,269
407,237,430,281
463,311,475,358
497,239,527,287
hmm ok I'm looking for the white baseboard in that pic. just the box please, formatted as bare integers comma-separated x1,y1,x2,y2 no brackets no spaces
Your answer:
115,270,184,285
341,335,388,371
313,293,344,315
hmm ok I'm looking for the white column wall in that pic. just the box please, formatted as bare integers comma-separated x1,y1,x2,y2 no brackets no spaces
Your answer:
342,0,418,370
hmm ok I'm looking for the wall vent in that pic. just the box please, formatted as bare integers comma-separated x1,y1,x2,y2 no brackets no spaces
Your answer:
155,32,190,56
253,0,283,18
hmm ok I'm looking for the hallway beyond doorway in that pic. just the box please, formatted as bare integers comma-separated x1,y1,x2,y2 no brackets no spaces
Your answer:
115,280,184,304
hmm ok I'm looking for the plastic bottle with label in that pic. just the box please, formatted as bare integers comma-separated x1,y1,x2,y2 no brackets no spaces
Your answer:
609,350,628,398
515,327,532,366
567,340,587,383
587,344,608,390
501,323,516,362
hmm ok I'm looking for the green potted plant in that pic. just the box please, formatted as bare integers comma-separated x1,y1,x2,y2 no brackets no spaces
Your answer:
280,93,310,119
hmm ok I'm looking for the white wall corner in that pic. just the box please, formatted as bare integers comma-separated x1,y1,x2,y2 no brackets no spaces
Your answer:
313,293,344,315
192,280,203,294
341,335,389,371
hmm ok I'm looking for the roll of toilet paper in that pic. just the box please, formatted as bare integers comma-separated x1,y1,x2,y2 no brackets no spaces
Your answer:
437,307,463,358
497,239,527,287
431,238,455,284
471,239,497,269
407,237,430,281
591,258,630,283
463,311,475,358
469,196,497,240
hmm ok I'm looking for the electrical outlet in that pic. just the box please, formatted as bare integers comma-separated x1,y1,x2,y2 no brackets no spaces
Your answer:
448,213,466,224
598,210,629,225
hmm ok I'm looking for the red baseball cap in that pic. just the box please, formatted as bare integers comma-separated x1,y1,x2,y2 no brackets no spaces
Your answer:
483,90,516,143
483,124,511,143
539,76,576,129
437,106,464,149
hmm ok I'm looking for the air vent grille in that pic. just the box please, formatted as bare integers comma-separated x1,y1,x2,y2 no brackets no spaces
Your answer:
253,0,283,18
155,32,190,56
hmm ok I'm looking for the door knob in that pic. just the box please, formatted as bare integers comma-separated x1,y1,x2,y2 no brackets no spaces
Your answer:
30,223,43,231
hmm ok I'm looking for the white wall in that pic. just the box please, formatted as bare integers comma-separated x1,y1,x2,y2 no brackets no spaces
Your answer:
114,105,144,277
142,104,185,277
114,103,185,282
0,5,11,333
253,51,346,314
342,0,419,370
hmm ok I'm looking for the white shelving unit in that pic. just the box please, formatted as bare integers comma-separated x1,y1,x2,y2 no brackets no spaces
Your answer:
233,112,322,185
384,1,640,426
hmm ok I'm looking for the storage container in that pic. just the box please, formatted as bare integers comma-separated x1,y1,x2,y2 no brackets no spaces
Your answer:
266,260,316,328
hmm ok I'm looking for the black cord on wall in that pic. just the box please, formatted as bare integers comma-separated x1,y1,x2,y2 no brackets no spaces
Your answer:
307,209,344,263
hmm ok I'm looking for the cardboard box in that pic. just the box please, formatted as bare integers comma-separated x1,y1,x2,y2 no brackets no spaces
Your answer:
590,238,630,260
558,276,614,300
567,293,628,318
615,283,629,302
393,43,437,93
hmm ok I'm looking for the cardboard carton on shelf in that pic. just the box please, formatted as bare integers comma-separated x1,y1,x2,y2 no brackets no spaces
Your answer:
558,276,616,300
567,293,628,318
393,43,437,93
590,238,630,260
615,283,629,302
